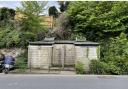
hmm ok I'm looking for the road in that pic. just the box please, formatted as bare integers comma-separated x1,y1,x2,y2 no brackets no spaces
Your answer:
0,74,128,89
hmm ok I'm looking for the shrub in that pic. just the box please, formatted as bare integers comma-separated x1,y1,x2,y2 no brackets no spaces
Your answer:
90,59,128,75
6,30,20,48
90,33,128,75
15,51,28,72
19,32,36,48
75,61,85,74
90,60,108,74
0,28,21,48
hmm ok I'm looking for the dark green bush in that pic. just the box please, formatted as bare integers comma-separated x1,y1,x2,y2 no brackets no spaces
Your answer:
75,61,85,74
0,28,21,48
90,33,128,75
90,60,108,74
90,58,128,75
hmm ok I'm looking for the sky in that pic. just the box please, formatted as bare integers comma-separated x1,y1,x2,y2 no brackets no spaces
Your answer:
0,1,60,15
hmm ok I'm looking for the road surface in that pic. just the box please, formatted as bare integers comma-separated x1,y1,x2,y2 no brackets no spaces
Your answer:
0,74,128,89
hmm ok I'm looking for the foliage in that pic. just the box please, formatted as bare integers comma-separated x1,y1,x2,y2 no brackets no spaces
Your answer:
75,61,85,74
14,1,48,47
5,30,20,48
17,1,47,16
16,1,47,33
58,1,69,12
48,6,58,18
15,51,28,72
0,2,48,48
90,60,107,74
0,27,20,48
0,7,15,27
54,12,71,40
102,33,128,61
67,2,128,75
0,7,17,48
90,33,128,75
70,33,86,41
90,60,121,75
67,2,128,41
19,31,36,48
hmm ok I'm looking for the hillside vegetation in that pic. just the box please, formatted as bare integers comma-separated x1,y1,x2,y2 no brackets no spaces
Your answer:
1,1,128,74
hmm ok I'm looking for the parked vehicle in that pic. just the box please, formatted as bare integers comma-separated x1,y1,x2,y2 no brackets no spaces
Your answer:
3,56,15,74
0,62,2,73
0,53,4,73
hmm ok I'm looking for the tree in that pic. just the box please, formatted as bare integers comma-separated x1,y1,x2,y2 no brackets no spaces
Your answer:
15,1,48,47
0,7,15,20
58,1,69,12
67,2,128,41
0,7,15,27
48,6,58,18
54,12,71,40
90,33,128,75
16,1,47,33
17,1,47,16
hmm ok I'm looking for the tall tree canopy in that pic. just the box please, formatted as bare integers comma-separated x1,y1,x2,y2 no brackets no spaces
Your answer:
67,1,128,41
48,6,58,18
17,1,47,16
15,1,48,47
16,1,47,32
0,7,15,26
58,1,69,12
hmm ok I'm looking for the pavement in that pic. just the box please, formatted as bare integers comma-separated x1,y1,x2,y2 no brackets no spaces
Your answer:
0,74,128,89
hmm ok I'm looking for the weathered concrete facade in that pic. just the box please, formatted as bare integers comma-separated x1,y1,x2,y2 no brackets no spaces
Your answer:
28,45,52,69
28,41,99,70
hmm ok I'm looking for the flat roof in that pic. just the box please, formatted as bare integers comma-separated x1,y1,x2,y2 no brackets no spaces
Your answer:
29,40,99,46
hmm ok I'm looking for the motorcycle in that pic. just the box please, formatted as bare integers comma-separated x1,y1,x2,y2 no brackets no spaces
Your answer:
0,61,3,73
4,63,14,74
2,56,15,74
0,55,15,74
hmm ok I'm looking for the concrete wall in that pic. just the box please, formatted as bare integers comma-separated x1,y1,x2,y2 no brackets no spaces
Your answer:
65,44,75,65
28,44,99,70
52,44,75,67
75,46,98,71
52,44,63,66
28,45,52,69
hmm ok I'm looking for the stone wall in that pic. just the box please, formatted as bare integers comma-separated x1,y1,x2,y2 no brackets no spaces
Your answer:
0,48,25,59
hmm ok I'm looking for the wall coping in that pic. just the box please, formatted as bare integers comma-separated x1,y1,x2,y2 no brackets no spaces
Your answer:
29,40,99,46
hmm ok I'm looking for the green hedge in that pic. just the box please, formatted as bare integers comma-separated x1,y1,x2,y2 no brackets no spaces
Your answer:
90,59,128,75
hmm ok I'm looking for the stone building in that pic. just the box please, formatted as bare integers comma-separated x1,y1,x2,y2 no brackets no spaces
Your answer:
28,40,100,71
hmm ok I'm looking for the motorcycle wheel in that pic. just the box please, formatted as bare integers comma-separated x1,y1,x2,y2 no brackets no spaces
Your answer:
4,68,9,74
